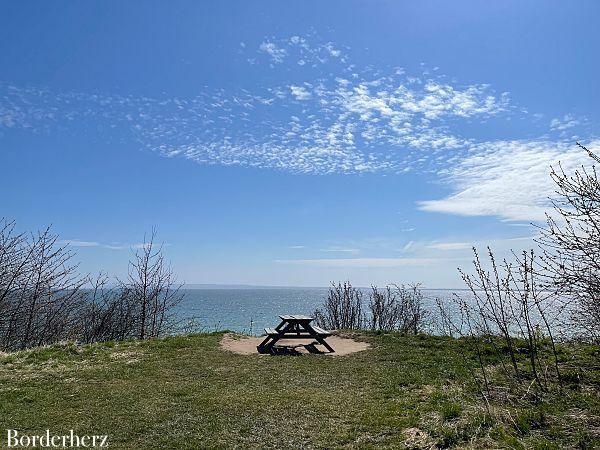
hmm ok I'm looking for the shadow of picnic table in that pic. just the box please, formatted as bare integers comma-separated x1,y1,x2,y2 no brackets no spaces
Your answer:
265,342,327,356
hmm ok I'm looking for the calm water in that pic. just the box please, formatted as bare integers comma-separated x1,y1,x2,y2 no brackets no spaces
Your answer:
174,287,453,334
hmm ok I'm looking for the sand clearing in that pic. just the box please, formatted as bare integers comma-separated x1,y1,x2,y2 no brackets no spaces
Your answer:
220,332,370,356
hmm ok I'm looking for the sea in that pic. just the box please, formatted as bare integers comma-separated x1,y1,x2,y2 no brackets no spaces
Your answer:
174,287,459,335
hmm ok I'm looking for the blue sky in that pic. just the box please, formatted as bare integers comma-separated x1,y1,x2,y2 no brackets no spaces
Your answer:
1,1,599,287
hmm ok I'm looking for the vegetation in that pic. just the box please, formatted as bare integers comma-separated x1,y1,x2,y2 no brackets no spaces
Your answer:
0,222,181,351
369,284,428,334
420,143,600,446
0,332,597,449
538,142,600,342
437,249,564,414
313,281,366,330
0,223,87,350
313,282,428,333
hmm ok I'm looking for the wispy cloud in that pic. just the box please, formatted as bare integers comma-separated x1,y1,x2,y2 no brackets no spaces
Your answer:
290,85,312,100
0,34,594,224
59,239,153,250
418,140,598,222
259,35,349,67
275,257,438,267
59,239,100,247
426,242,472,251
550,114,580,132
0,35,514,176
320,247,360,254
401,241,415,252
424,234,537,252
259,41,287,64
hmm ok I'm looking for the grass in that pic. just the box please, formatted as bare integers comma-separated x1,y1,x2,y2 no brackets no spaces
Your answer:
0,332,598,449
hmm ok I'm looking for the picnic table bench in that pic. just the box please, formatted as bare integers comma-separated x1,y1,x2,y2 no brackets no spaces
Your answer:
257,315,334,354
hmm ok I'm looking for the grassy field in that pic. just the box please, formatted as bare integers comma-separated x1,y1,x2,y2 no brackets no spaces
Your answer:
0,332,598,449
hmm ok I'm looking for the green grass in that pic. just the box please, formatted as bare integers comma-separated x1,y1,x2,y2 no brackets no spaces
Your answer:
0,332,598,449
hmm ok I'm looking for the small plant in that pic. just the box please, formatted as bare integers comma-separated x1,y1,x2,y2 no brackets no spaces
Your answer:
441,402,462,421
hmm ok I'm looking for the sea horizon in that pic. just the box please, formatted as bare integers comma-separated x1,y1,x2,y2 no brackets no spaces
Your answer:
175,286,467,334
181,283,471,291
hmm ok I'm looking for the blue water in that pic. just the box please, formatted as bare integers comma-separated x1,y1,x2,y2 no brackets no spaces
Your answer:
175,287,451,334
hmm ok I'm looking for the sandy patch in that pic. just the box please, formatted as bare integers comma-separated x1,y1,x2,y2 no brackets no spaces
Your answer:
403,427,435,449
109,350,141,364
220,333,370,356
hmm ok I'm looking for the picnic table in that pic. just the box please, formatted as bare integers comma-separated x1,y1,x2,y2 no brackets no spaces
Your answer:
257,315,334,354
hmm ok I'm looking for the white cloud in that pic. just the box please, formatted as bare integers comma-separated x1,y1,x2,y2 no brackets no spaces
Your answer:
401,241,415,252
60,239,100,247
275,257,437,267
103,245,129,250
259,41,287,63
290,85,311,100
324,42,341,58
320,247,360,254
60,239,154,250
290,245,305,249
418,140,599,222
550,114,579,131
427,242,472,251
9,34,599,236
0,39,513,176
0,35,593,190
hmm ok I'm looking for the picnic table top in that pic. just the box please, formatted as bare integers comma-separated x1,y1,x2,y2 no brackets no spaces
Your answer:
278,314,313,321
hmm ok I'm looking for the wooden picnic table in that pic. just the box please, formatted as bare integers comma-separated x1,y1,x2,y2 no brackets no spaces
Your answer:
257,315,334,354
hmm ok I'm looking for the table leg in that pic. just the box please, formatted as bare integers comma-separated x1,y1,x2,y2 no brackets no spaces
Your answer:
257,335,273,352
257,320,289,353
316,336,335,353
303,323,335,353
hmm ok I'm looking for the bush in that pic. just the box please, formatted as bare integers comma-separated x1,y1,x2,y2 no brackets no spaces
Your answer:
314,281,428,333
0,219,182,351
313,281,364,330
369,284,427,333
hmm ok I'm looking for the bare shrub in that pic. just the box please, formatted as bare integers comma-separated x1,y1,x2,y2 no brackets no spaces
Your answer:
314,281,428,333
0,219,27,348
80,231,184,343
0,221,86,350
368,285,396,332
119,230,183,340
437,247,562,401
313,281,364,330
396,284,428,334
0,220,184,350
78,273,138,343
369,284,428,334
537,142,600,342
